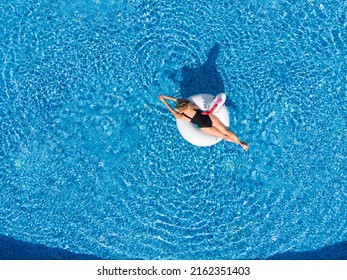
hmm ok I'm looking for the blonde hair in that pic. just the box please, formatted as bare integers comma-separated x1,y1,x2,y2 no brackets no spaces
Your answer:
176,99,199,112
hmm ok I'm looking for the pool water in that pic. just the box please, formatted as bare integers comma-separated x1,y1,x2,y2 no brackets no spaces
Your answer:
0,0,346,259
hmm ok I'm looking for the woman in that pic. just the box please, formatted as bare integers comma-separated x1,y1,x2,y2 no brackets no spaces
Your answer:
158,95,249,151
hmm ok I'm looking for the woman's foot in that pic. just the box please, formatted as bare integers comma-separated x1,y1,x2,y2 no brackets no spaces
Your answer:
240,141,249,151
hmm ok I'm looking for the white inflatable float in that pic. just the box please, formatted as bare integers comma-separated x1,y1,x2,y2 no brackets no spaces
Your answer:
176,93,230,146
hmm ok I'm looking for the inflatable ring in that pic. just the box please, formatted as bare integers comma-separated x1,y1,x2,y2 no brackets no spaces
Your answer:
176,93,230,147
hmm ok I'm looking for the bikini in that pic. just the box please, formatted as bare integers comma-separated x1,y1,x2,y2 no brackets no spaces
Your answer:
182,109,213,128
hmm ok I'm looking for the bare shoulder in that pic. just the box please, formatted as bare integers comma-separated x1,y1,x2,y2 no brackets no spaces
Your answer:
174,112,184,119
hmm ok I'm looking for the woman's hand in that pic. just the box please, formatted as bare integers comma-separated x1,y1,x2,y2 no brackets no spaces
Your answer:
158,94,180,117
158,95,165,102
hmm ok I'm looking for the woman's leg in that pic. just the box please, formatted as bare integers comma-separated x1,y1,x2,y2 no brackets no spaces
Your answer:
200,127,235,142
208,115,249,151
201,127,248,151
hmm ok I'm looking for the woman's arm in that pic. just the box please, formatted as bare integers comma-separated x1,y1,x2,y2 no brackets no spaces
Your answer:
160,95,177,101
158,95,182,119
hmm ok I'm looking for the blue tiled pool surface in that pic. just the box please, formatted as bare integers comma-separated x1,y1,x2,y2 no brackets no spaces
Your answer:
0,0,346,259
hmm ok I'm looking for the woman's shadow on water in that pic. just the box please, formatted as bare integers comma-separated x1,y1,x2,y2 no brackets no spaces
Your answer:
169,44,226,99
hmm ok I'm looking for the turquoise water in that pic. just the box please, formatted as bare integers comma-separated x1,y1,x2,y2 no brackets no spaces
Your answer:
0,0,346,259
